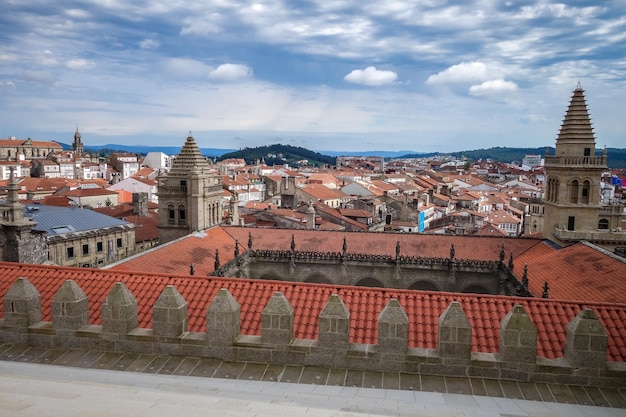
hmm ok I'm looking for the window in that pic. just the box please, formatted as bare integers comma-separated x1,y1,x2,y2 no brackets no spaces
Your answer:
570,180,579,204
66,247,75,259
168,204,175,225
82,244,89,256
116,238,123,248
584,148,591,156
598,219,609,230
567,216,575,231
178,205,186,226
97,242,103,252
180,180,187,188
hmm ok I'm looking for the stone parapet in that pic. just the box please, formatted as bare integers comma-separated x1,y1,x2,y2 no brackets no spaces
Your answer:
0,277,624,388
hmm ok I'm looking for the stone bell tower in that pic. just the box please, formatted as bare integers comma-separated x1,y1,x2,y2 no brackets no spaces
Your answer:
157,133,223,244
0,167,48,263
543,84,625,249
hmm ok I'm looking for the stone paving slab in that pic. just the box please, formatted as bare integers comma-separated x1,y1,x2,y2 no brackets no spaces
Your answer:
0,343,624,412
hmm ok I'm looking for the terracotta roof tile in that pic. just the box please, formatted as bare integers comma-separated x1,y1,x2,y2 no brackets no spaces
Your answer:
7,263,626,362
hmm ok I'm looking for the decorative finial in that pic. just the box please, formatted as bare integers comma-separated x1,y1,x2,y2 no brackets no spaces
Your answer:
189,264,195,275
450,243,455,260
576,81,582,90
188,130,193,138
234,238,240,258
342,236,347,254
542,281,549,298
248,231,253,250
521,264,528,289
214,249,220,271
290,234,296,252
499,244,505,263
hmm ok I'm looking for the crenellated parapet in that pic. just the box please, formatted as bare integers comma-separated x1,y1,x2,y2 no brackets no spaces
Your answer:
1,277,624,387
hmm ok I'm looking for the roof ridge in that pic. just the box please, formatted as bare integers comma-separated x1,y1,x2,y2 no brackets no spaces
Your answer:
580,240,626,264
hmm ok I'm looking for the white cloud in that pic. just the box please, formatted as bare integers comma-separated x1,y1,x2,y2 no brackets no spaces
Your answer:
4,81,15,88
469,79,518,96
180,14,222,36
208,64,253,81
426,62,488,84
344,66,397,86
139,38,160,50
66,59,95,70
18,70,57,85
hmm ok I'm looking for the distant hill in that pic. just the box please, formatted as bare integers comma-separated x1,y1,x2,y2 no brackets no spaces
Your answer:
217,144,335,167
398,147,626,169
58,141,626,168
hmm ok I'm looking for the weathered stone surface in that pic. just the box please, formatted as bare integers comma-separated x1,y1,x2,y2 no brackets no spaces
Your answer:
206,288,240,345
102,283,138,334
499,305,537,364
153,285,187,338
3,277,41,328
438,301,471,361
261,292,293,347
565,308,608,369
318,294,350,349
52,280,89,330
378,298,408,354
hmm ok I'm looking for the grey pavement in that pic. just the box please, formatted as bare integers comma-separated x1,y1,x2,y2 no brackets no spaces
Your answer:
1,361,624,417
0,343,625,416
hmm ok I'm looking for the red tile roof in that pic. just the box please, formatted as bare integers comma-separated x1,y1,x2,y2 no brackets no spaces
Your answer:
0,261,623,362
513,241,626,304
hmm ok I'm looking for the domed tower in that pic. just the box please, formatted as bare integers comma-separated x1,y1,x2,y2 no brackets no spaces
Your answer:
73,127,84,156
157,133,223,244
543,84,624,248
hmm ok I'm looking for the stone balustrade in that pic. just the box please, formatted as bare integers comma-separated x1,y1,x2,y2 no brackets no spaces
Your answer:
1,277,624,387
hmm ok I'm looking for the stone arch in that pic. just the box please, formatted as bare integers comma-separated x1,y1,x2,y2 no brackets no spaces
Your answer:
461,284,490,294
178,204,186,226
598,219,609,230
408,280,440,292
355,277,384,288
304,274,333,285
582,180,591,204
570,179,579,204
167,203,175,224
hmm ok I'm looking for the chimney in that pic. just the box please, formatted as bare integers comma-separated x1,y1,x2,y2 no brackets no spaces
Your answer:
132,192,148,217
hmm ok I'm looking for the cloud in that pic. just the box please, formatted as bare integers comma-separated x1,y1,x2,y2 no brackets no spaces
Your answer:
66,59,95,70
426,62,488,84
139,38,160,50
344,66,397,86
208,64,253,81
469,79,518,96
164,58,212,79
18,70,57,85
180,14,222,36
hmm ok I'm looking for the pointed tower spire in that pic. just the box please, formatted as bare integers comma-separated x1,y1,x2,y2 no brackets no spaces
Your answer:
554,84,596,156
168,132,210,176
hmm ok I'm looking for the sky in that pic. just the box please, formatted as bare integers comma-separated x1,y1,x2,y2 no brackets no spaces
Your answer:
0,1,625,153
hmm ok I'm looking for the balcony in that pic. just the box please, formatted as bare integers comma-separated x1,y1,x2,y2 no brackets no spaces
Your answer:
599,205,625,216
157,186,187,195
545,155,607,167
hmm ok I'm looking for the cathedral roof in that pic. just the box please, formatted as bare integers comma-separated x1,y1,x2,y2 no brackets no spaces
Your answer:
556,84,596,146
0,261,624,362
168,133,211,176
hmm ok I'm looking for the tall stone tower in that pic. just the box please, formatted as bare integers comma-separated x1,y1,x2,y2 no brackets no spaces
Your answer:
543,84,625,249
0,167,48,263
73,127,84,156
157,133,223,244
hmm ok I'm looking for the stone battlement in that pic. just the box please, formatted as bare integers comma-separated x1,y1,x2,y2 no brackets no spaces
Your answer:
1,276,624,387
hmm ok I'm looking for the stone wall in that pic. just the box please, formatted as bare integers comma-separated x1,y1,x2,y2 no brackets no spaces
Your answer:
1,276,624,387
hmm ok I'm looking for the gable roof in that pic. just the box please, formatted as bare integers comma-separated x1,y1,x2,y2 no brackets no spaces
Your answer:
23,204,132,236
0,261,624,362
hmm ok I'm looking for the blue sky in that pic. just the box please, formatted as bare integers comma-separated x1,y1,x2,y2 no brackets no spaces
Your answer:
0,1,624,153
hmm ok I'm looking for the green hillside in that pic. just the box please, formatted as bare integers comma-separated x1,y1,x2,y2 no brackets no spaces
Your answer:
399,147,626,168
217,144,335,167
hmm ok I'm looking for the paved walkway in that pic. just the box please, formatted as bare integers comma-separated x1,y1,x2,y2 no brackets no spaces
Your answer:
0,344,624,416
